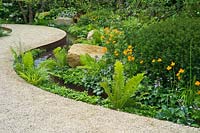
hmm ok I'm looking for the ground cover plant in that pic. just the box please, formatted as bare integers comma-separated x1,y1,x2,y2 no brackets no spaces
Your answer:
7,0,200,128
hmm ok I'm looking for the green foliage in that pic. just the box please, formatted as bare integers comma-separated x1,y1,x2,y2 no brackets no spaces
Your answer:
52,68,84,86
119,17,144,45
53,47,67,67
18,67,48,85
156,105,189,124
78,9,120,27
12,49,48,86
58,7,77,18
30,48,46,58
68,24,96,38
100,60,144,109
38,47,67,71
123,101,158,117
79,54,107,96
80,54,95,67
135,17,200,82
22,51,34,69
40,83,108,105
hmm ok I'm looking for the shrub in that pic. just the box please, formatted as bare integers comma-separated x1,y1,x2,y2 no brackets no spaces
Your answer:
135,17,200,83
77,9,120,27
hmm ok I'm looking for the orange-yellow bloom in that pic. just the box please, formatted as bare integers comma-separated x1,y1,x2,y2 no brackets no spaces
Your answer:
114,51,119,56
131,56,135,61
106,41,110,44
152,59,156,63
176,73,180,77
166,66,172,71
179,68,185,73
157,58,162,62
128,56,132,61
195,81,200,86
104,27,109,31
128,45,132,49
101,35,105,40
197,90,200,95
171,61,175,67
123,50,128,55
102,47,107,53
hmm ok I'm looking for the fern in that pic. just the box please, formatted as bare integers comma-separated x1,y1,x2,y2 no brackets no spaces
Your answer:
79,54,96,69
19,67,48,85
22,51,34,69
53,47,67,67
100,60,144,109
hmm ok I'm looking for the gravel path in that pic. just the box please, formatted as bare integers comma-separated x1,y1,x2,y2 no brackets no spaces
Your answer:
0,24,199,133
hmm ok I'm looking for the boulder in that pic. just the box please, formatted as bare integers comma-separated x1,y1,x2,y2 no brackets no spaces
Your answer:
67,44,106,67
87,30,95,40
54,17,74,25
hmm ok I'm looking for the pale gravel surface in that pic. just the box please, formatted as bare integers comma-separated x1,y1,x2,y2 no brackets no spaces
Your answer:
0,24,199,133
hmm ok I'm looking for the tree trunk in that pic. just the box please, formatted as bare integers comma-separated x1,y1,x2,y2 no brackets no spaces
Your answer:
28,3,33,24
39,0,45,12
18,1,28,23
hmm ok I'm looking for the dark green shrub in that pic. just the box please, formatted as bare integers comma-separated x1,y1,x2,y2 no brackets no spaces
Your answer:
135,17,200,83
77,9,120,27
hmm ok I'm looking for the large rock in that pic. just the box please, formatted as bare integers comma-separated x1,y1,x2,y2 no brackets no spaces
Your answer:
67,44,106,67
54,17,74,25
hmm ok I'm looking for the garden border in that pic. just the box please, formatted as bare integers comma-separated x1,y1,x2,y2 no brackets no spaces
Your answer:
0,24,199,133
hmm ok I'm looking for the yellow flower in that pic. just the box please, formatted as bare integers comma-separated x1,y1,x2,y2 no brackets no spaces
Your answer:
123,50,128,55
104,27,110,34
166,66,172,71
128,56,132,61
127,49,133,55
157,58,162,62
179,68,184,73
195,81,200,86
106,41,110,44
170,61,175,67
197,90,200,95
178,76,181,80
152,59,156,63
131,56,135,61
176,72,180,77
140,60,144,64
128,45,132,49
112,41,116,44
112,29,120,34
101,35,105,40
109,34,114,38
114,51,119,56
127,56,135,61
102,47,107,53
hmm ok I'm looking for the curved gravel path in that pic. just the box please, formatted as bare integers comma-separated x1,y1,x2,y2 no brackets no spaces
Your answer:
0,24,199,133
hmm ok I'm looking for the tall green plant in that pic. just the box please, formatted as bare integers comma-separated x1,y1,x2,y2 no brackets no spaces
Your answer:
100,60,144,109
12,49,48,86
53,47,67,67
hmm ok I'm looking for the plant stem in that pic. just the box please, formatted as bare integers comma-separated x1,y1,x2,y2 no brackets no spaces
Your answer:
189,39,193,89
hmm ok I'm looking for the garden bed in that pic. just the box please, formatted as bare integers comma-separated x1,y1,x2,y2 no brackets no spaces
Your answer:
8,0,200,128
